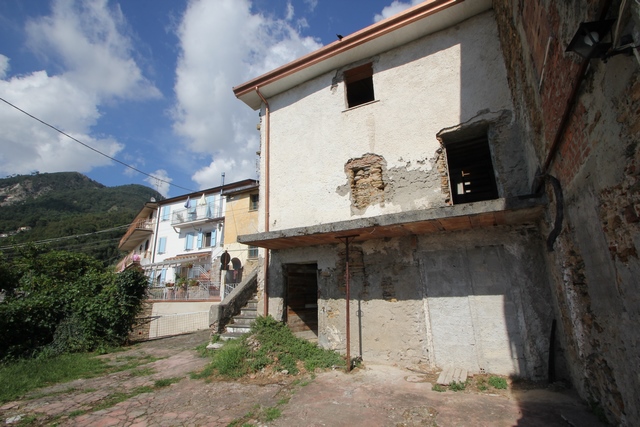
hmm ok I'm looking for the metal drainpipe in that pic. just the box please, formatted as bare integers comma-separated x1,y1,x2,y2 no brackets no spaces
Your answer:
337,235,358,372
534,0,613,193
255,87,270,317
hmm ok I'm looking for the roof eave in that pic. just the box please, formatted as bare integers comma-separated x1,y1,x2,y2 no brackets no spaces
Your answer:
233,0,491,110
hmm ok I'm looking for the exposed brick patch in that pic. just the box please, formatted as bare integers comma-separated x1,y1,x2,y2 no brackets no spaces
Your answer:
345,154,386,212
435,147,452,205
554,101,593,184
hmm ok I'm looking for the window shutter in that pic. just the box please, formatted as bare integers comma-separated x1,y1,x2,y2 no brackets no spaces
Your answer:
158,237,167,254
185,233,193,250
197,232,203,249
160,268,166,284
211,229,217,247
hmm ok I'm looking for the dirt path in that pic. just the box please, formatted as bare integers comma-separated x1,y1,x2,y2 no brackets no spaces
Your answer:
1,331,606,426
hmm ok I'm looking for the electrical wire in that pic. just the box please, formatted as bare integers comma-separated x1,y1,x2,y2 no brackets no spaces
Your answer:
0,224,129,251
0,97,197,193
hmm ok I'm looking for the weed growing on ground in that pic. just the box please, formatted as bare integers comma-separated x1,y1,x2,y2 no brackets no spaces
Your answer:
264,406,282,421
130,367,155,377
488,376,507,389
154,377,182,388
449,381,466,392
432,384,445,392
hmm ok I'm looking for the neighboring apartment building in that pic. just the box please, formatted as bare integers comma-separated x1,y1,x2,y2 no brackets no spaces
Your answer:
221,181,260,293
118,179,258,298
116,199,158,271
232,0,640,425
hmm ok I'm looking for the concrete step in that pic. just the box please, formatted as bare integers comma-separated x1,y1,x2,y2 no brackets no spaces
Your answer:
232,315,256,325
220,332,245,341
437,366,468,385
226,324,252,334
240,307,257,317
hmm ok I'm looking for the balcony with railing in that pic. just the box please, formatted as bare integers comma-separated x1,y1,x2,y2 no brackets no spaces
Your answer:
119,219,155,251
147,263,220,301
171,202,222,228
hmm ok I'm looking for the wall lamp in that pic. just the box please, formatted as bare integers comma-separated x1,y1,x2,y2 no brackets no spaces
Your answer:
566,19,637,61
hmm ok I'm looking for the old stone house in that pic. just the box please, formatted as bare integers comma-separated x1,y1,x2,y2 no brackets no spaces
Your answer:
233,0,640,424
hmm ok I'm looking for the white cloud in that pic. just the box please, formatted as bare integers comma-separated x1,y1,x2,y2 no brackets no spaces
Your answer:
374,0,424,22
172,0,321,190
303,0,318,12
0,55,9,79
0,0,159,179
144,169,172,197
285,2,295,21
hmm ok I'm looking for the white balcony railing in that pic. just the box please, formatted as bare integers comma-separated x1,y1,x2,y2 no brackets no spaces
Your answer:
171,203,222,226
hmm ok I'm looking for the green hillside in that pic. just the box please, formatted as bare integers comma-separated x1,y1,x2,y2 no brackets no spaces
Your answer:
0,172,163,265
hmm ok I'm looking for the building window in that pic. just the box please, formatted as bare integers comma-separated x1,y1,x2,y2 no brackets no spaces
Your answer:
185,232,194,251
198,231,213,248
157,237,167,254
160,206,170,221
250,193,259,211
248,246,259,259
446,136,498,204
344,63,374,108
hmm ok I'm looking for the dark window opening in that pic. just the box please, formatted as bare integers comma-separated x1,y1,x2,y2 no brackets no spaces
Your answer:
446,136,498,204
345,63,374,108
250,193,259,211
203,232,212,247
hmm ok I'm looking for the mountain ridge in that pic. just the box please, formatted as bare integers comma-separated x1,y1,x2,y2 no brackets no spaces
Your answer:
0,172,163,265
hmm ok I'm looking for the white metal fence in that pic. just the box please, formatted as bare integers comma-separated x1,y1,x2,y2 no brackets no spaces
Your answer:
148,311,210,338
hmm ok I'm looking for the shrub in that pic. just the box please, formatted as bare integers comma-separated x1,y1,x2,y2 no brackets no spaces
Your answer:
0,249,147,360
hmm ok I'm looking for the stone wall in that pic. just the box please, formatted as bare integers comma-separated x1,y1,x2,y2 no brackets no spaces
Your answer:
494,0,640,424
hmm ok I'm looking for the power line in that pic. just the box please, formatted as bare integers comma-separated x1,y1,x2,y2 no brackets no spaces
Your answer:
0,224,130,251
0,97,197,193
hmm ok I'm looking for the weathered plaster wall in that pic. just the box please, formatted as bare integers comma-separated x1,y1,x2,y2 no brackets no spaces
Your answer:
266,227,553,380
494,0,640,424
263,11,524,231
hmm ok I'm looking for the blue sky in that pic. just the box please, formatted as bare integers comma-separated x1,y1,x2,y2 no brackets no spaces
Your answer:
0,0,422,197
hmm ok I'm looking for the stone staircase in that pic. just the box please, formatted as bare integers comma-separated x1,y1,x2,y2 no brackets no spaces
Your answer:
220,294,258,341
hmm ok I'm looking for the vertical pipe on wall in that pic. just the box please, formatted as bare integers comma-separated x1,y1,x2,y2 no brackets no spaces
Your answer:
255,87,270,317
534,0,613,192
337,235,359,372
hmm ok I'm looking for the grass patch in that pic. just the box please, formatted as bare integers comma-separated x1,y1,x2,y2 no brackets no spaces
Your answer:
0,349,161,404
68,409,87,418
196,316,345,380
488,376,508,389
0,353,108,404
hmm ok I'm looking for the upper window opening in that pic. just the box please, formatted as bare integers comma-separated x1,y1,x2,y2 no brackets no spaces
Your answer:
344,63,374,108
446,136,498,204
